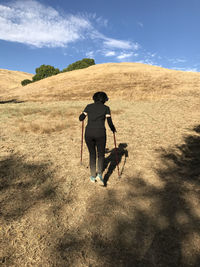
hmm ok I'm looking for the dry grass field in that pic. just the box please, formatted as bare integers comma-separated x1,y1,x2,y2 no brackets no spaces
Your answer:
0,63,200,266
0,69,33,95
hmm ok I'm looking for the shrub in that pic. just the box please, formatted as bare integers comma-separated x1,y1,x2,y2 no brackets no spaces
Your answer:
21,79,32,86
82,58,95,66
21,59,95,85
32,65,60,82
62,58,95,72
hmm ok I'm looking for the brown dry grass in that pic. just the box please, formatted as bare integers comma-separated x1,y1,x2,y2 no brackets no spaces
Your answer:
0,63,200,266
1,63,200,102
0,69,33,94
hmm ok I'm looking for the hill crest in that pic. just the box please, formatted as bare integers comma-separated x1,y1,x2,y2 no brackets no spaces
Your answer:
1,63,200,101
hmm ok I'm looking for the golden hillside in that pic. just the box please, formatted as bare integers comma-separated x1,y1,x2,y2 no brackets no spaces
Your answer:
0,62,200,266
1,63,200,102
0,69,33,94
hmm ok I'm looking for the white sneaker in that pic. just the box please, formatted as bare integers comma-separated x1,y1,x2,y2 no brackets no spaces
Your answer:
96,174,104,186
90,176,96,183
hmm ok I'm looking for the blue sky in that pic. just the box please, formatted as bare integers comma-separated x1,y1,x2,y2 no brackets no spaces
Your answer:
0,0,200,73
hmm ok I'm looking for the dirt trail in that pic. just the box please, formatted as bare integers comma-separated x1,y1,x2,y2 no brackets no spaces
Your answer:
0,96,200,266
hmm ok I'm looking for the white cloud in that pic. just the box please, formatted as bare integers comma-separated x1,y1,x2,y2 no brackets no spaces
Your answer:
137,22,143,28
117,52,133,60
0,0,92,48
172,67,199,72
184,68,198,72
95,16,108,27
86,51,95,58
104,51,116,57
89,30,139,51
136,59,155,65
0,0,141,52
103,38,139,50
86,13,108,27
169,58,187,64
146,52,157,58
150,53,156,58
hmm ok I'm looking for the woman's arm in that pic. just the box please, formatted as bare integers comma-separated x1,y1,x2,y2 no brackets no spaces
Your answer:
107,115,116,132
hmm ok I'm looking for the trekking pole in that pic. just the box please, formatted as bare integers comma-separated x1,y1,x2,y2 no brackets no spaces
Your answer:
80,120,84,165
113,132,120,178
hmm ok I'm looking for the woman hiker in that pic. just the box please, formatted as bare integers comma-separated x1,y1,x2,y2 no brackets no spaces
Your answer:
79,92,116,185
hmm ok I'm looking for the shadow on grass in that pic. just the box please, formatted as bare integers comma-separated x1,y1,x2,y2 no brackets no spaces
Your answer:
0,99,24,104
0,154,56,221
0,153,57,266
0,152,76,266
103,143,128,186
55,125,200,266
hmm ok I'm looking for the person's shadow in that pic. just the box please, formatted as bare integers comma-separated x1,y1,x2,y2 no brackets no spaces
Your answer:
103,143,128,186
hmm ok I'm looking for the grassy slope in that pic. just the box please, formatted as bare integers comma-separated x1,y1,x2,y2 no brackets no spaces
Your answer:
0,69,33,94
1,62,200,101
0,63,200,266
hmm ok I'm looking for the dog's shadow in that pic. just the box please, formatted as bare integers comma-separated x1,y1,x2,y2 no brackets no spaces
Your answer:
103,143,128,186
